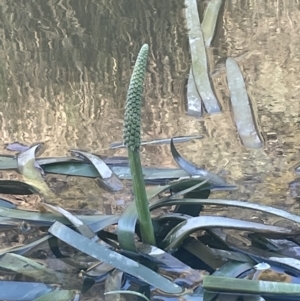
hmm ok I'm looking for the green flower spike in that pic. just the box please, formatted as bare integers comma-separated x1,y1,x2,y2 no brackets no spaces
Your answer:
123,44,156,246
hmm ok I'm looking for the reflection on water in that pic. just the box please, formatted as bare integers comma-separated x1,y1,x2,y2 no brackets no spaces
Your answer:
0,0,300,218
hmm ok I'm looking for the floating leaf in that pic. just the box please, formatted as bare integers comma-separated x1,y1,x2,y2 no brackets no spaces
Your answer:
49,221,183,294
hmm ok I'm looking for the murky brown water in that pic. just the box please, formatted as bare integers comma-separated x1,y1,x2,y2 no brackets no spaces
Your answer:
1,1,300,218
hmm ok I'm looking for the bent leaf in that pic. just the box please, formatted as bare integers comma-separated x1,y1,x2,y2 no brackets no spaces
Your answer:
170,138,227,185
17,144,56,199
70,150,123,192
162,216,293,251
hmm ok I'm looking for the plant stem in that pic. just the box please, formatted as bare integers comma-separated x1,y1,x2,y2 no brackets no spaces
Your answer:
128,148,156,245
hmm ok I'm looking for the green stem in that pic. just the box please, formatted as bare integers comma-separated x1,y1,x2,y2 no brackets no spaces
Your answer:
128,148,156,245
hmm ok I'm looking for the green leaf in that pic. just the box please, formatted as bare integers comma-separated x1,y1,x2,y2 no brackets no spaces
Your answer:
48,221,183,294
70,150,123,192
17,144,56,199
201,0,223,47
203,275,300,297
226,57,262,148
161,216,293,252
185,0,220,114
0,205,114,227
0,180,38,194
0,253,61,283
110,135,203,149
0,281,57,300
170,138,228,185
117,202,138,252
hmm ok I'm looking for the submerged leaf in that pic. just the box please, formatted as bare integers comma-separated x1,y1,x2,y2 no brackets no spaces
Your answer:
105,291,150,301
31,290,79,301
0,180,38,194
49,221,183,294
104,269,123,301
110,135,203,149
0,281,58,301
0,235,52,256
0,253,60,283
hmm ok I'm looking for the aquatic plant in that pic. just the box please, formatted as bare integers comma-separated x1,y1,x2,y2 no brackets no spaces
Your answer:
123,44,156,246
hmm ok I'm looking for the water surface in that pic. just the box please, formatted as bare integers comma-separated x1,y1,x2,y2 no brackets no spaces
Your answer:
0,0,300,219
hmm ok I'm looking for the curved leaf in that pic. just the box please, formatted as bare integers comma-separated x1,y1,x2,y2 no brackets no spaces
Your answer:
117,202,138,252
0,180,38,194
70,150,123,192
162,216,294,251
170,138,227,185
17,144,56,198
150,198,300,226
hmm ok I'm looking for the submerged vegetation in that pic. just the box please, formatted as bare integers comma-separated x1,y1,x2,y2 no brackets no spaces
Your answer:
0,1,300,301
0,42,300,300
